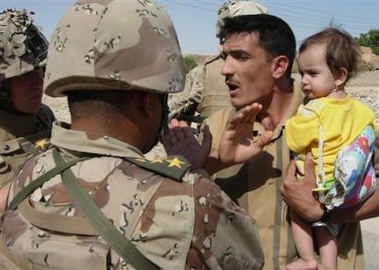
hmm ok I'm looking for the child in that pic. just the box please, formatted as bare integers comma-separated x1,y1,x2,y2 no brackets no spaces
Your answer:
284,27,378,270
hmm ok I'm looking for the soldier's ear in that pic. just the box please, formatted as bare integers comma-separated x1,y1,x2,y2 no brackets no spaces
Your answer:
141,92,156,118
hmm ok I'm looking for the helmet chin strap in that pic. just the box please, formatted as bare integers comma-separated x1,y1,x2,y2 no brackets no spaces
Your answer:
144,94,169,153
160,94,169,135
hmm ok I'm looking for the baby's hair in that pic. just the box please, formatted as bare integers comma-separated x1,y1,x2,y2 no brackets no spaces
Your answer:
299,26,362,82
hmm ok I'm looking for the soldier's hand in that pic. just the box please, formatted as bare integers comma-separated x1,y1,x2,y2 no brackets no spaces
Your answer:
161,119,212,169
218,103,273,166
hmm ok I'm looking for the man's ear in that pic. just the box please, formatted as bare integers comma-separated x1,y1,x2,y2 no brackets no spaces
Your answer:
334,68,348,87
272,55,289,79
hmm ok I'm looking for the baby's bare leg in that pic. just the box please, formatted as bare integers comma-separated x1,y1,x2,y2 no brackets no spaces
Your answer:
287,211,318,270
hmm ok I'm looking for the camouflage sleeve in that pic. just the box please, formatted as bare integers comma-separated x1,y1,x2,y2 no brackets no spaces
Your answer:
188,170,264,269
168,64,205,118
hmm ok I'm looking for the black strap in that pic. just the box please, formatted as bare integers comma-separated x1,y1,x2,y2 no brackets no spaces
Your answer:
53,149,157,270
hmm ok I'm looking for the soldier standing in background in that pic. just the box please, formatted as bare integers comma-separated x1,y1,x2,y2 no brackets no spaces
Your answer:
0,1,271,269
0,9,55,188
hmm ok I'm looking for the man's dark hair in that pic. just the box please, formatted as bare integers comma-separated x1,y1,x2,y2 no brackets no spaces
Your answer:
220,14,296,78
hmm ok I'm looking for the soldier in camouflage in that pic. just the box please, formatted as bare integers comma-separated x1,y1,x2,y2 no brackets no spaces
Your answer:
0,9,55,188
168,0,268,122
0,1,266,269
168,64,204,121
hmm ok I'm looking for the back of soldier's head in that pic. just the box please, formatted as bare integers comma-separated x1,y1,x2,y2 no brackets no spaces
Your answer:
44,0,186,98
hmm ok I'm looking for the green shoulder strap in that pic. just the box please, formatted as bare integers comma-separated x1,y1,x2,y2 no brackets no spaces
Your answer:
8,153,88,211
53,149,158,270
123,155,191,181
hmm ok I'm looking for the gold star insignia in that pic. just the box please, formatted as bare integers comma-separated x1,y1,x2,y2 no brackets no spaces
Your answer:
166,157,185,168
34,139,49,150
151,158,164,164
135,158,147,163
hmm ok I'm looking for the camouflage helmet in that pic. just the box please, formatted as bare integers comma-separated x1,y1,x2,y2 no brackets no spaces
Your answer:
44,0,186,97
216,0,268,37
0,9,48,82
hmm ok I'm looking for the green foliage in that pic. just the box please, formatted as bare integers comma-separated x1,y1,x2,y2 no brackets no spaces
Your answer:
183,55,198,73
356,28,379,55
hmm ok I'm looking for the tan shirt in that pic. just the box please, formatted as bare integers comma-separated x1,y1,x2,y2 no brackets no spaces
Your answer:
204,82,366,270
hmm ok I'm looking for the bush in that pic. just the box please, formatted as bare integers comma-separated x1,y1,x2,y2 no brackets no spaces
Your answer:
356,29,379,56
183,56,198,73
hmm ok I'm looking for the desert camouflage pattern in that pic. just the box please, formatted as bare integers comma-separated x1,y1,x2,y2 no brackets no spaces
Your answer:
44,0,186,97
0,104,55,187
0,9,48,82
168,55,232,121
216,0,268,37
0,121,264,269
168,64,204,119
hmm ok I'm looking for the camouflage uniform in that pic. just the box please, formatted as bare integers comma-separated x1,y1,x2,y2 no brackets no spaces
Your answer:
1,121,264,269
0,9,54,187
168,54,232,120
0,1,264,269
0,105,55,187
168,64,204,119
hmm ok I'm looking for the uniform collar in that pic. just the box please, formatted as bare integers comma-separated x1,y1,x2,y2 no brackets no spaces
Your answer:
50,121,144,159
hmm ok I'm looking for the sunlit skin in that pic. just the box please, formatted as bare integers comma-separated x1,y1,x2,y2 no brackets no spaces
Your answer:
9,69,44,113
221,32,275,110
298,44,346,100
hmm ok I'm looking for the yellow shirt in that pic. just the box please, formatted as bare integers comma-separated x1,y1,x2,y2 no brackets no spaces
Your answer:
285,96,378,181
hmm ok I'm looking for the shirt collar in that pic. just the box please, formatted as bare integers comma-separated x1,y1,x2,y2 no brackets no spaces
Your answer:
254,79,304,143
50,121,144,159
